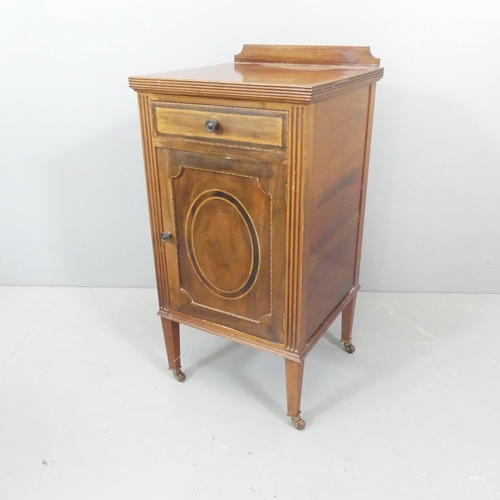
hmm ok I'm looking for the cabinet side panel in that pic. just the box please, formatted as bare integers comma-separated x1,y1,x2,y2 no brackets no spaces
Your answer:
303,87,371,342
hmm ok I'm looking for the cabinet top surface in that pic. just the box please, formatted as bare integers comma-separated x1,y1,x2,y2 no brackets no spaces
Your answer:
129,45,383,103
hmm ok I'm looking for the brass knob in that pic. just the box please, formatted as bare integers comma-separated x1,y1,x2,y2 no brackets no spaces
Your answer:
160,232,172,242
205,120,219,133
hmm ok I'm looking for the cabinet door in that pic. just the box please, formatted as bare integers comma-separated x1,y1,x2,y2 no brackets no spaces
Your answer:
158,149,286,344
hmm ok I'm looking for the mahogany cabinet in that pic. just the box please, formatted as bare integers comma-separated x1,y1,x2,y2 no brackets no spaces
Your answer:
129,45,383,429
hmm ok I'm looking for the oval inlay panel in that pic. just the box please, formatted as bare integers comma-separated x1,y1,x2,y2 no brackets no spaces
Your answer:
186,190,260,299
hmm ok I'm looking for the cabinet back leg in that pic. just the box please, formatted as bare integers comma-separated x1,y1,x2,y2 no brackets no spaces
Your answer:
341,294,357,353
161,318,185,381
285,359,306,429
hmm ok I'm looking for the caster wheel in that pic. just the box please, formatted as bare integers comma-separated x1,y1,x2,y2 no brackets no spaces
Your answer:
344,342,356,354
173,369,186,382
291,416,306,430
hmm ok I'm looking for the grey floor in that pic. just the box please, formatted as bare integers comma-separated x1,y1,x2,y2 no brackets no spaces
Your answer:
1,288,499,499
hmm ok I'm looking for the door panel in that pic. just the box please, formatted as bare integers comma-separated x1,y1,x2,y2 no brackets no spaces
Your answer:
158,149,286,343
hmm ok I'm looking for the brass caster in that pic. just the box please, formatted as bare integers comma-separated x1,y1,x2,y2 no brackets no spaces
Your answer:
173,369,186,382
291,415,306,430
343,342,356,354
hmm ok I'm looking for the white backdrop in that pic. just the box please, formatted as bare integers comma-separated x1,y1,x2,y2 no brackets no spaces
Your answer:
1,0,499,292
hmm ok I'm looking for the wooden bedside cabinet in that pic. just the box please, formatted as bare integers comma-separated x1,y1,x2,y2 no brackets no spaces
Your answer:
129,45,383,429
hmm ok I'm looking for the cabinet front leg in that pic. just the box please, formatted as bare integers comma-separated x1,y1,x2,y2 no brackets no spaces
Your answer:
341,294,357,354
285,359,306,430
161,318,185,382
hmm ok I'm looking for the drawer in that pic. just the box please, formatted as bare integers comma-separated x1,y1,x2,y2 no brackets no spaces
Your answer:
151,102,287,150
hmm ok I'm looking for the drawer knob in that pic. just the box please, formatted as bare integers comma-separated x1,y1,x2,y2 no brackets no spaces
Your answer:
205,119,219,133
160,232,172,242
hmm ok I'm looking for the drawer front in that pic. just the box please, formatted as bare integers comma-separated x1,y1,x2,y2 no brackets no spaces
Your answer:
152,102,287,150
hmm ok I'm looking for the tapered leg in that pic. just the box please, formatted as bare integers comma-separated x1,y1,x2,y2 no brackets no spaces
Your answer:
341,294,357,353
161,318,185,382
285,359,305,430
